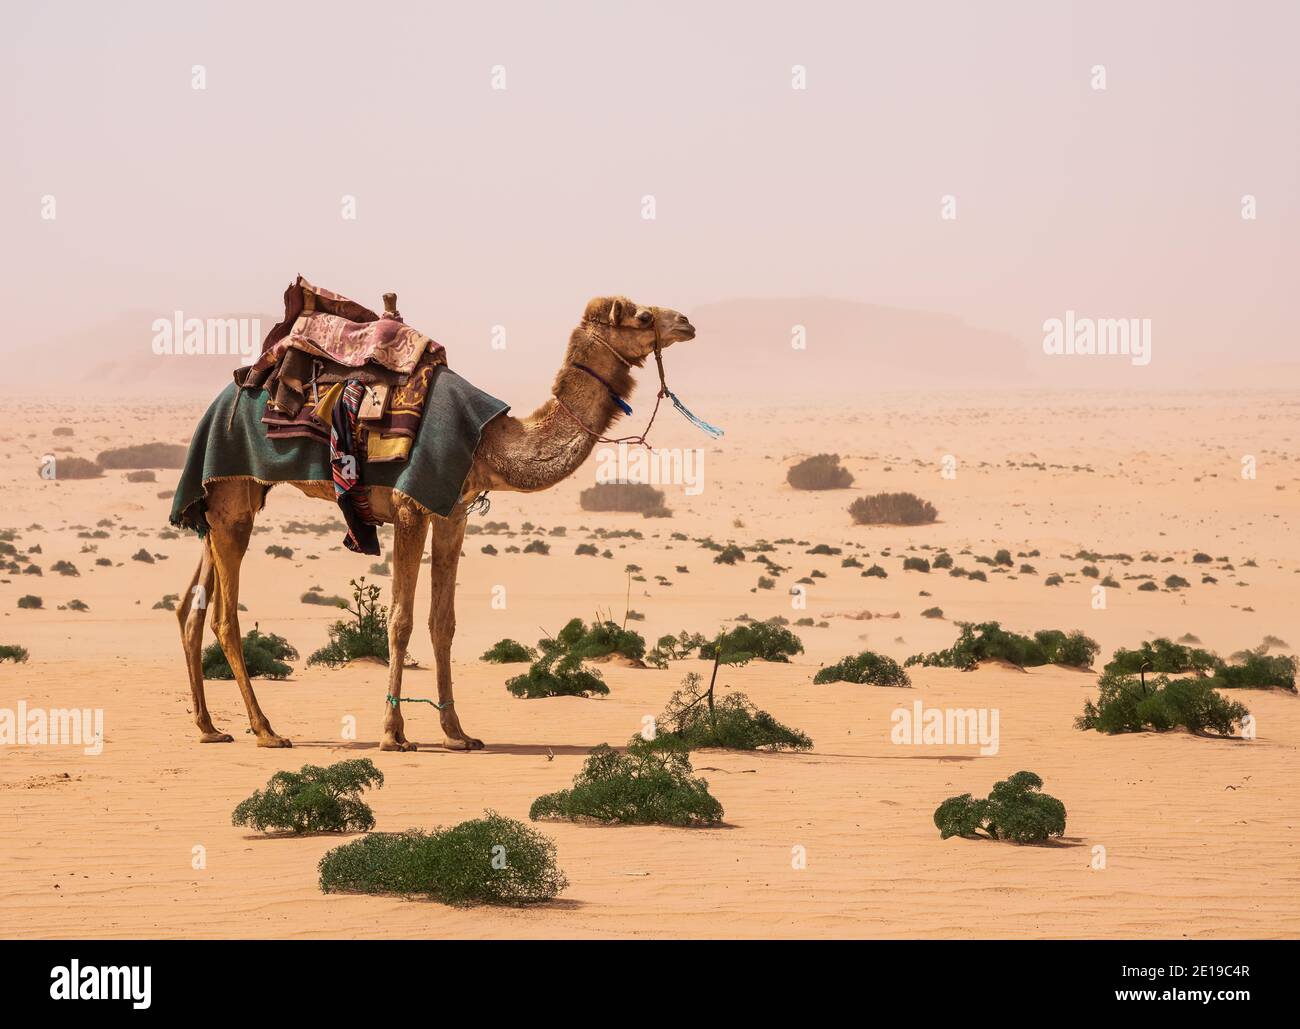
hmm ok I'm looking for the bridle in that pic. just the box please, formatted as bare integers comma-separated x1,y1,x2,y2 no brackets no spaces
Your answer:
552,307,670,449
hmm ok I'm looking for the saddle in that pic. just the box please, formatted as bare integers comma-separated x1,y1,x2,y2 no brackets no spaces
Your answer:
234,276,446,463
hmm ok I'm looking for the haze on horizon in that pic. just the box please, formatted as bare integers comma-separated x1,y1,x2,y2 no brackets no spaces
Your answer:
2,0,1296,394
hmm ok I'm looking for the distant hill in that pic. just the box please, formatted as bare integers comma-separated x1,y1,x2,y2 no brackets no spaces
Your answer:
664,297,1038,398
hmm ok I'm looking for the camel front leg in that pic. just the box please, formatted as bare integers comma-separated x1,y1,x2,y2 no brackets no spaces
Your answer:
429,514,481,750
380,501,429,752
207,497,290,748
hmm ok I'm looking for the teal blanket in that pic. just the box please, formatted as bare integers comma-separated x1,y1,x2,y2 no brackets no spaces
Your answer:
170,367,509,534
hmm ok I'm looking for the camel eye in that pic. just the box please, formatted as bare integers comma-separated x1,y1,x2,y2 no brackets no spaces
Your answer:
636,310,653,327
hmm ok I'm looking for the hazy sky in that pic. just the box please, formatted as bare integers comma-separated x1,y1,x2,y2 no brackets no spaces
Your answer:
2,0,1296,379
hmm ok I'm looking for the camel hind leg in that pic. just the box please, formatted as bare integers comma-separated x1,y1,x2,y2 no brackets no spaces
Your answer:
177,540,230,742
205,479,291,747
429,512,480,750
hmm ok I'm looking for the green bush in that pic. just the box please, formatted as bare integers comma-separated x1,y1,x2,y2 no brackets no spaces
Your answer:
51,560,79,577
659,672,811,751
645,630,708,667
698,621,803,664
902,556,930,573
16,595,42,610
934,771,1066,844
481,639,538,663
0,644,29,663
714,544,745,565
1075,672,1249,736
1214,649,1296,691
265,545,294,560
787,453,854,490
232,759,384,834
1105,638,1217,677
530,735,724,827
848,492,937,525
203,628,298,680
579,482,667,514
96,442,187,469
814,650,911,687
318,812,566,905
906,621,1098,671
307,579,389,667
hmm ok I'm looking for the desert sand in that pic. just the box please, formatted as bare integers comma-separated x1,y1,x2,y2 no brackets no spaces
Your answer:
2,388,1297,938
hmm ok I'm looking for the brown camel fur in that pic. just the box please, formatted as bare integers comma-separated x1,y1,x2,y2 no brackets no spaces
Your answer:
176,297,696,751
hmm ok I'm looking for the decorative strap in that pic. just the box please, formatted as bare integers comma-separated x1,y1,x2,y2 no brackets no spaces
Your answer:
572,363,633,415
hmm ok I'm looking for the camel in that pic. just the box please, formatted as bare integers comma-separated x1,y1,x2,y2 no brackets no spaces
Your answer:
175,296,696,752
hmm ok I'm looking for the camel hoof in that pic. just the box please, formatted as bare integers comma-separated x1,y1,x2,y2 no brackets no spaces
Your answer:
443,736,484,752
200,731,234,744
380,738,419,752
256,734,293,748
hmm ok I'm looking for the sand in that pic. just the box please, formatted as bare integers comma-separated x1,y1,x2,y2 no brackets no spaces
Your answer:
1,389,1298,938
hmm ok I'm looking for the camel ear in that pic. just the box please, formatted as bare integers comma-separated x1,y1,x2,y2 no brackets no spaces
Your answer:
608,299,623,326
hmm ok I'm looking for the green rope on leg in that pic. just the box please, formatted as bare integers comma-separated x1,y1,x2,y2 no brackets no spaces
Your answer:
387,695,451,711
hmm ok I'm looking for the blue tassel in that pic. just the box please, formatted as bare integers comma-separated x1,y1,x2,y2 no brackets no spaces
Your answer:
667,390,725,439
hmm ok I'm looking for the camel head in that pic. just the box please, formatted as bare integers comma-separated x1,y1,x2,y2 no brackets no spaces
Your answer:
581,296,696,366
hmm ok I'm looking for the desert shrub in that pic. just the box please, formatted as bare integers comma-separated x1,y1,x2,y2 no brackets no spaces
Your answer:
934,771,1066,844
16,595,41,610
481,639,538,663
307,579,388,667
1105,638,1217,677
906,621,1098,671
64,599,89,612
232,759,384,834
47,457,102,479
265,545,294,560
699,621,803,665
902,556,930,573
787,453,854,490
574,543,599,556
814,650,911,687
0,644,29,663
862,564,888,578
51,560,79,577
714,544,745,565
1076,671,1249,736
1137,580,1158,591
659,672,811,751
1214,649,1296,691
645,630,708,667
557,617,646,662
301,591,348,608
318,812,566,905
848,492,937,526
522,539,550,555
530,735,724,827
1165,574,1190,589
505,617,645,698
994,549,1013,566
921,606,944,618
131,548,154,563
932,552,954,569
203,627,298,680
125,470,156,483
505,658,608,699
579,482,667,514
95,442,187,469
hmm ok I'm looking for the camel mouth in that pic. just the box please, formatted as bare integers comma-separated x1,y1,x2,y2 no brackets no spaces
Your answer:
666,323,696,343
